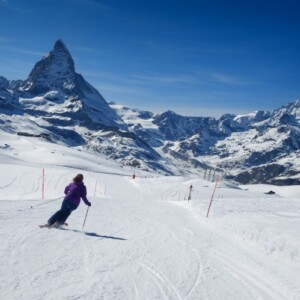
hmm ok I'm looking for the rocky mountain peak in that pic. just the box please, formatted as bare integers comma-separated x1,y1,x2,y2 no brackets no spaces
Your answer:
21,39,76,93
266,99,300,127
285,99,300,118
0,76,9,89
54,39,69,52
16,40,125,129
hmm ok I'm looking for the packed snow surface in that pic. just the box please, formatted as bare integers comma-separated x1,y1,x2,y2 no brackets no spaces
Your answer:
0,132,299,299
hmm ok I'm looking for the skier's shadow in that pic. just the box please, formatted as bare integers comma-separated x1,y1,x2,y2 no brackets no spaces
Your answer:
62,228,126,240
86,232,127,240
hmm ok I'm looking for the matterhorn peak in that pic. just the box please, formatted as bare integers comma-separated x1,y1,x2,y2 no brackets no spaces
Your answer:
17,40,125,129
54,39,68,51
21,39,76,93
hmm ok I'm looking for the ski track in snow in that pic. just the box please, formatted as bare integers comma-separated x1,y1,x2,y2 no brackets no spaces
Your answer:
0,174,17,190
0,164,299,299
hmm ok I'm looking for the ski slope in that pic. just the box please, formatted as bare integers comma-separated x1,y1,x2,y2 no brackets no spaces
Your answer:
0,133,299,299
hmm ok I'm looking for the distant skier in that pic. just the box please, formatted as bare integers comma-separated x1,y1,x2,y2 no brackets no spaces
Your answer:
41,174,91,228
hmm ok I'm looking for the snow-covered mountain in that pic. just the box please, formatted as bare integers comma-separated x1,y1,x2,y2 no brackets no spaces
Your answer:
19,39,123,129
110,101,300,185
1,40,300,184
0,40,164,172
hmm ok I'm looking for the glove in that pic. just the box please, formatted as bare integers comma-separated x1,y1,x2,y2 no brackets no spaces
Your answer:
87,202,91,206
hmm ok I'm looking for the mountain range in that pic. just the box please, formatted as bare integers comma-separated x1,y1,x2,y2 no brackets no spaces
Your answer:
1,40,299,185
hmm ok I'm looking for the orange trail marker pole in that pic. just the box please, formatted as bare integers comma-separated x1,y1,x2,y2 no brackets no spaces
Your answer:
206,176,219,218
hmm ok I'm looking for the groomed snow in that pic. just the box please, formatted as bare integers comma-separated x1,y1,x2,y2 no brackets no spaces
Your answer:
0,133,299,299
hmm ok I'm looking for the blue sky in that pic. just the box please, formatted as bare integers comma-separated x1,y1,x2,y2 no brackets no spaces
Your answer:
0,0,300,117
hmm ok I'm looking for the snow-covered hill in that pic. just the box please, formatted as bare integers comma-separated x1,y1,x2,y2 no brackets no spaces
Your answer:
0,131,299,299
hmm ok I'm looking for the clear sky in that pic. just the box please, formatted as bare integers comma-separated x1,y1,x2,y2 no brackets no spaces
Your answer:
0,0,300,117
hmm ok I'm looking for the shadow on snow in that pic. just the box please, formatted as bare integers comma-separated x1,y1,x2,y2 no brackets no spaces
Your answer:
60,227,127,240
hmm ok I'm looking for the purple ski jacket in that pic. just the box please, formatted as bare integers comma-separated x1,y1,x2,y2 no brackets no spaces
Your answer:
64,182,90,207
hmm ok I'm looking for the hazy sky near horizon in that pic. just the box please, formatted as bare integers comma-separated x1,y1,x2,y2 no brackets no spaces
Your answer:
0,0,300,117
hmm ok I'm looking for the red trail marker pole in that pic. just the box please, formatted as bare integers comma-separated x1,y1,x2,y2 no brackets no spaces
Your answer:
206,176,219,218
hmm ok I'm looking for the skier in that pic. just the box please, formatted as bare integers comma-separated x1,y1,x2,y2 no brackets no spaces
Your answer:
41,174,91,228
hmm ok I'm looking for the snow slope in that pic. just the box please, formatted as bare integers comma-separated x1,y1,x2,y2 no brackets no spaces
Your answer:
0,133,299,299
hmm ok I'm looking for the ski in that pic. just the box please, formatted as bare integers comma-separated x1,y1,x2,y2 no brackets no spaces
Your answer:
39,222,68,229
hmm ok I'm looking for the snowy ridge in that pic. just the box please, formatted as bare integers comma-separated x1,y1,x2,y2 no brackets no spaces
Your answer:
110,100,300,184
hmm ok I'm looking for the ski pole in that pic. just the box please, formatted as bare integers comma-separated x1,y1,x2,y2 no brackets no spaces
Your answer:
31,196,63,209
82,206,90,230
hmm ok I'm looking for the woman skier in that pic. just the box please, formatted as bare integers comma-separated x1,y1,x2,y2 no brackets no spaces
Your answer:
41,174,91,228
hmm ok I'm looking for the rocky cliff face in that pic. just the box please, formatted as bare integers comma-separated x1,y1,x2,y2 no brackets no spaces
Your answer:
21,40,76,94
18,39,124,130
